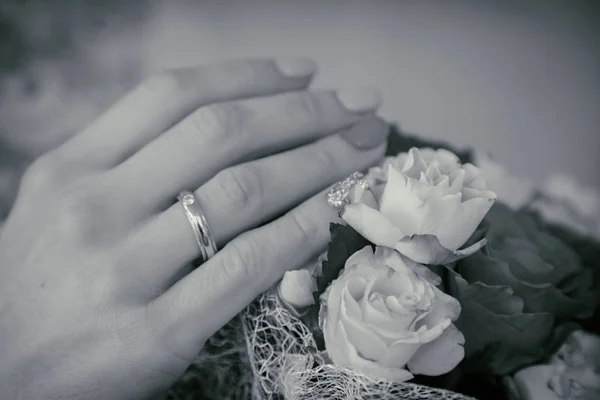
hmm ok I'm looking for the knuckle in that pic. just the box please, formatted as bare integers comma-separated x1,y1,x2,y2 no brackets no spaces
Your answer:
212,165,263,211
221,238,262,281
285,211,318,248
140,69,184,97
52,181,109,242
21,152,65,192
222,59,265,83
187,103,243,143
312,143,344,173
290,92,324,122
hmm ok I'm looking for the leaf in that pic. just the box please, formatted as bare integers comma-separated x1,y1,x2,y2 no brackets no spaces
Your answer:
452,276,523,315
468,321,581,376
314,223,371,296
448,272,555,375
461,340,548,377
459,250,595,319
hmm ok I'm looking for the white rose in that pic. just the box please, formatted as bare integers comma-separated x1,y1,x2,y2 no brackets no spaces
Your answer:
320,245,465,382
342,147,496,264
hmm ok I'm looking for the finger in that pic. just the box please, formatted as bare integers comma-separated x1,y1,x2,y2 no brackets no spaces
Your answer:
110,87,382,215
58,57,317,169
147,183,344,355
120,117,387,293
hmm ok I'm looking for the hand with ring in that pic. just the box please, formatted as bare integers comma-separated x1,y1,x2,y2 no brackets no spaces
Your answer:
0,58,389,399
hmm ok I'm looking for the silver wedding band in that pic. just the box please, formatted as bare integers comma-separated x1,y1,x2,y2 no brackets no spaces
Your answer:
178,190,218,264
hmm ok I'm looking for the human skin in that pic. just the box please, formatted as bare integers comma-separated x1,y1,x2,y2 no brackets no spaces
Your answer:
0,57,389,399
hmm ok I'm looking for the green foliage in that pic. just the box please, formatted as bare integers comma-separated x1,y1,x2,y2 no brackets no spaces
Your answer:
527,210,600,334
447,272,555,375
466,204,596,319
450,203,597,375
314,223,372,297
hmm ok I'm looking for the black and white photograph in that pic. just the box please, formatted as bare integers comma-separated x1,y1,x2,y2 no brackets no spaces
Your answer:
1,1,599,399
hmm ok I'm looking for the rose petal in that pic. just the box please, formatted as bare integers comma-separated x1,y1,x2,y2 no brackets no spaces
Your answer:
463,163,489,191
416,317,451,343
394,236,487,266
345,277,368,303
437,237,488,264
378,166,425,232
418,193,463,236
425,164,443,182
417,286,462,328
448,169,466,195
278,269,317,308
407,323,465,376
379,168,463,238
348,184,379,210
363,299,414,332
376,247,443,286
365,257,413,297
435,195,496,251
322,314,351,365
434,175,450,190
345,245,376,268
377,338,421,369
341,291,389,361
366,295,392,317
384,295,418,317
402,148,429,178
405,260,443,286
342,204,407,248
364,265,396,296
394,235,454,265
327,321,414,383
320,273,347,337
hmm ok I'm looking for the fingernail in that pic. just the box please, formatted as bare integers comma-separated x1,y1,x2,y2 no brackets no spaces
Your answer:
274,57,318,78
341,116,390,150
336,87,382,113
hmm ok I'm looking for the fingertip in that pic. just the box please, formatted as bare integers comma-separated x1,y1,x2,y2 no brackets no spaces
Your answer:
336,86,383,114
274,57,318,79
340,115,391,151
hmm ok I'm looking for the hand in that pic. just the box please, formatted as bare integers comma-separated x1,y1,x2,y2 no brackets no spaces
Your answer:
0,57,388,399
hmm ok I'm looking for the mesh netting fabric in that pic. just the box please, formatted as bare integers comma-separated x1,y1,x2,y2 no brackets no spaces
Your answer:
244,291,476,400
168,289,478,400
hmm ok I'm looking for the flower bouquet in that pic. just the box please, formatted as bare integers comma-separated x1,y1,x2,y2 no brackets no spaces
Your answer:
166,125,600,400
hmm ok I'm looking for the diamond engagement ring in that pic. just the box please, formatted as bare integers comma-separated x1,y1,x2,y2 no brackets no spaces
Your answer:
178,190,218,264
326,172,369,213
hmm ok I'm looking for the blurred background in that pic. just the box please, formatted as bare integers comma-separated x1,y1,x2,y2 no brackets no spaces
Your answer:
1,0,599,220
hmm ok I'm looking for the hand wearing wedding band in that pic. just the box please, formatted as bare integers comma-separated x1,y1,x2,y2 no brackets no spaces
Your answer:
177,190,217,263
0,58,388,399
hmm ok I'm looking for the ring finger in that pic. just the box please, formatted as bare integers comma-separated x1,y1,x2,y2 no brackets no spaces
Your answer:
148,182,356,357
120,116,388,294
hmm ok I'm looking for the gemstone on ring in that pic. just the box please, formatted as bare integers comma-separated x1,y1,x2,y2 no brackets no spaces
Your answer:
327,171,369,211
